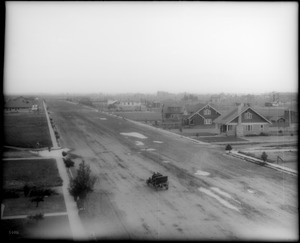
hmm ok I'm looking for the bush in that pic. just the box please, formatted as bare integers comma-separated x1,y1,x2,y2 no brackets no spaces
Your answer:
63,158,75,168
69,160,97,200
62,151,68,157
260,132,268,136
55,131,60,138
261,151,268,162
225,144,232,152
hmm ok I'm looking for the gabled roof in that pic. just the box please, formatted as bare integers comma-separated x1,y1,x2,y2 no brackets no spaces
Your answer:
214,106,272,125
186,103,222,120
268,116,286,121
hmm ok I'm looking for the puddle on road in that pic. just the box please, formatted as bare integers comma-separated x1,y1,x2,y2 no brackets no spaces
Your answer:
198,187,240,212
211,187,241,204
99,118,107,120
120,132,148,139
141,148,156,151
195,170,210,176
162,160,170,163
247,189,255,194
135,141,144,146
153,141,163,144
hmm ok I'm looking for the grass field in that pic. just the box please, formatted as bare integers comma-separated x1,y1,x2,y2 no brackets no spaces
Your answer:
1,215,71,240
2,159,62,190
2,187,66,217
4,112,52,148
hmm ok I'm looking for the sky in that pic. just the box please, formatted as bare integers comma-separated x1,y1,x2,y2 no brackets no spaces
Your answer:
4,1,298,95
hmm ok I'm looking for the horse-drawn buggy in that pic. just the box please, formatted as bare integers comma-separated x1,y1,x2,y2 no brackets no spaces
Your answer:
146,172,169,190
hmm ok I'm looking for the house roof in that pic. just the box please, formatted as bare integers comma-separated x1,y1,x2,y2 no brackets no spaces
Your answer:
161,101,185,113
184,103,206,114
186,102,223,120
254,106,286,117
214,105,272,125
268,116,286,121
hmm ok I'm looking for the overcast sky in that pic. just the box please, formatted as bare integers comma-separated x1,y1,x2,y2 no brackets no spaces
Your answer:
4,1,298,95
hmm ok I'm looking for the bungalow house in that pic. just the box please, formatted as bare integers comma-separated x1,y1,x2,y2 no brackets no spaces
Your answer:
4,96,39,112
214,103,272,137
183,103,222,127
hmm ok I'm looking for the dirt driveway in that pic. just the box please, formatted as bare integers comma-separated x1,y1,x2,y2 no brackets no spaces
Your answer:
47,99,298,240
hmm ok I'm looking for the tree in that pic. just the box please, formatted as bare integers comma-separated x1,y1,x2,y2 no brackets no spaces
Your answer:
261,151,268,163
69,160,97,200
64,158,75,168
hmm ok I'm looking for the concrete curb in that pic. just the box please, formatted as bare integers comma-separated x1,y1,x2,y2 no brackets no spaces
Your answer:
227,151,297,176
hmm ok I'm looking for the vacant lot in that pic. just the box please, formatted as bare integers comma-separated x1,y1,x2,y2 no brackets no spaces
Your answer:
4,112,52,148
2,187,66,217
1,215,71,240
2,159,62,190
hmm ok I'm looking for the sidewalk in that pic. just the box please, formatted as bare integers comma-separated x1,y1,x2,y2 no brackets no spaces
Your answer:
43,101,87,240
227,150,297,176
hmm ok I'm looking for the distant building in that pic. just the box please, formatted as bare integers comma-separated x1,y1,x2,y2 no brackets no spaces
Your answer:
116,101,146,111
161,102,184,121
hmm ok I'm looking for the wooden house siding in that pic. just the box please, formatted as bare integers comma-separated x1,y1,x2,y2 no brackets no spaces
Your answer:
189,113,204,125
188,104,221,126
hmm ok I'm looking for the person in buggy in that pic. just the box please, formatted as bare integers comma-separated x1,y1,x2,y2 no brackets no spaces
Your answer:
152,172,162,180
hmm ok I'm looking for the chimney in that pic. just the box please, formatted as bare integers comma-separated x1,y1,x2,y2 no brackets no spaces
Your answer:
237,103,243,125
236,103,244,137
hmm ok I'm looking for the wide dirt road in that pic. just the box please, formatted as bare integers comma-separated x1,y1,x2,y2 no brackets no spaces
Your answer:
47,99,298,240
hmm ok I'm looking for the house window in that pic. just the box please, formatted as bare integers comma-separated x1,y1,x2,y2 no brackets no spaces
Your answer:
244,112,252,119
246,125,252,131
260,125,264,130
204,119,212,125
204,109,211,115
228,125,233,130
190,119,194,125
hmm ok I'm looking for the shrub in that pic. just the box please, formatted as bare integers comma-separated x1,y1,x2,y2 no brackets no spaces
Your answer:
69,160,97,200
261,151,268,162
62,151,68,157
63,158,75,168
225,144,232,152
55,131,60,138
260,132,268,136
